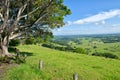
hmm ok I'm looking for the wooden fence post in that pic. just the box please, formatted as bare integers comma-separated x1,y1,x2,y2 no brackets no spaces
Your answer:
73,73,78,80
39,60,43,70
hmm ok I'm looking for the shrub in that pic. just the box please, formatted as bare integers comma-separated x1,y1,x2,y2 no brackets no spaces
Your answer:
92,52,119,59
92,52,102,56
9,39,20,46
102,53,118,59
42,43,56,49
42,44,87,54
25,38,34,44
74,47,87,54
8,47,16,53
65,46,74,51
104,48,108,50
93,46,97,49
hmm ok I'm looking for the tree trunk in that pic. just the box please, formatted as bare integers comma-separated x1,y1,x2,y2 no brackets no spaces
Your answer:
0,44,9,56
0,37,10,56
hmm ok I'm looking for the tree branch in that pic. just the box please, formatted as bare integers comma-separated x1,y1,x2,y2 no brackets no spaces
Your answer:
1,0,10,30
0,13,4,21
11,0,53,36
34,13,48,25
8,2,28,34
16,3,28,22
21,3,28,13
19,7,40,19
29,0,54,27
2,0,54,39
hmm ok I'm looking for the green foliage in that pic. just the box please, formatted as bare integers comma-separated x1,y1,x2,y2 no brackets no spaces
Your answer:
33,37,44,44
92,52,119,59
9,39,20,46
42,43,53,48
25,38,34,45
0,51,27,64
93,46,97,49
0,55,16,64
7,0,71,29
73,47,87,54
42,43,73,51
0,55,3,62
0,0,71,56
8,47,16,53
15,54,27,64
102,53,119,59
42,43,88,55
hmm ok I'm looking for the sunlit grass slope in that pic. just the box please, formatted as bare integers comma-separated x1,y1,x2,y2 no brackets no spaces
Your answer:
4,45,120,80
77,40,120,58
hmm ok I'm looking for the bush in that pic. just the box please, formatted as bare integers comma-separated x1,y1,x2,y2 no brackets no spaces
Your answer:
92,52,119,59
74,47,87,54
102,53,118,59
92,52,102,56
25,38,34,44
9,39,20,46
93,46,97,49
104,48,108,50
42,43,55,48
42,43,87,54
8,47,16,53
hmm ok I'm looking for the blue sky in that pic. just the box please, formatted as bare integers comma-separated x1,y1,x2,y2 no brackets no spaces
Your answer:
53,0,120,35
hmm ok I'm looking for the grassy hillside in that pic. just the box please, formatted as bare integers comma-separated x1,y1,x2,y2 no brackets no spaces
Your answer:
77,41,120,57
53,34,120,58
3,45,120,80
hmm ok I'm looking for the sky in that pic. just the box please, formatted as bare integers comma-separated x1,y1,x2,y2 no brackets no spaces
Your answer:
53,0,120,35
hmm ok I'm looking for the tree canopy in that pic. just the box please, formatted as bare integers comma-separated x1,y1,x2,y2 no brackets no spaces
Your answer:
0,0,71,56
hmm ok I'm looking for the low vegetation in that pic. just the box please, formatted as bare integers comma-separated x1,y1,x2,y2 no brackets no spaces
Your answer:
42,43,87,54
2,45,120,80
9,39,20,47
92,52,119,59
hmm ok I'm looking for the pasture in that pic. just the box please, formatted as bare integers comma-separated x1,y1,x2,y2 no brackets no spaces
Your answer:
3,45,120,80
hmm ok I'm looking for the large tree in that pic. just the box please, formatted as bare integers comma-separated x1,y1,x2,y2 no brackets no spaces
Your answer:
0,0,71,56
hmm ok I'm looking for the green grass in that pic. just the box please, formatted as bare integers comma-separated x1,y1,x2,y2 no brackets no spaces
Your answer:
3,45,120,80
77,39,120,58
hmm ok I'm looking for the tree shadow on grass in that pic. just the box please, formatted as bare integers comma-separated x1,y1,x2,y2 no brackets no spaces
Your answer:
20,52,34,56
8,47,34,56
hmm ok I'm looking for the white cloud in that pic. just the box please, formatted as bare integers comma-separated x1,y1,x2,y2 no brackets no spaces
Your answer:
73,9,120,25
94,20,106,26
95,22,99,26
101,20,105,24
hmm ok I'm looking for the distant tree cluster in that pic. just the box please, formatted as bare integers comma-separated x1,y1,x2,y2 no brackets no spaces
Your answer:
42,43,87,54
92,52,119,59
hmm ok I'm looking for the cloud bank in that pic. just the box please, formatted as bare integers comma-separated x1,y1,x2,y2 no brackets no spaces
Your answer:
71,9,120,25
